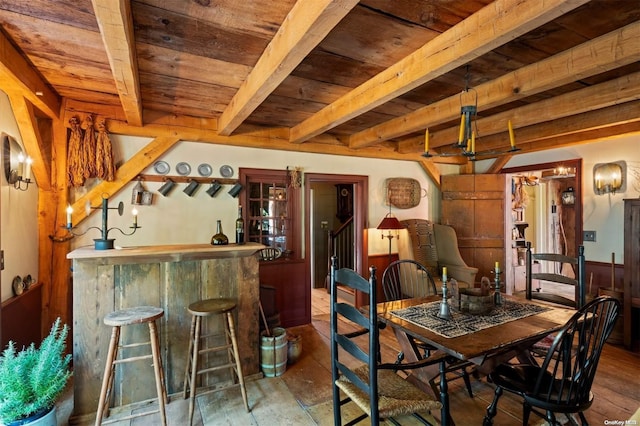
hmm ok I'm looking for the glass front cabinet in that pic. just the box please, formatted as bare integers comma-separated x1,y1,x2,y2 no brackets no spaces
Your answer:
240,168,301,259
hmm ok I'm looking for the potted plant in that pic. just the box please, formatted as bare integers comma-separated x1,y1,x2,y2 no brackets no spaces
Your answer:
0,318,72,426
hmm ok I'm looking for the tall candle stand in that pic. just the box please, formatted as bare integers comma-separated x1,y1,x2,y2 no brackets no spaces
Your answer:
438,271,452,320
494,265,503,306
63,195,140,250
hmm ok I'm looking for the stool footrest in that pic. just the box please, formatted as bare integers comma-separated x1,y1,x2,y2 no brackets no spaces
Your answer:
112,353,153,364
100,408,161,424
198,344,232,355
197,363,236,375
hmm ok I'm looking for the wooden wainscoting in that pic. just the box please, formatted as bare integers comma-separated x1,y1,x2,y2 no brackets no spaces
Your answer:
1,282,42,349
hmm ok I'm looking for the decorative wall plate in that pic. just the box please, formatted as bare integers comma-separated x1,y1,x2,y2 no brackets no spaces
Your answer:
197,163,213,177
176,162,191,176
153,161,170,175
220,165,234,178
385,178,424,209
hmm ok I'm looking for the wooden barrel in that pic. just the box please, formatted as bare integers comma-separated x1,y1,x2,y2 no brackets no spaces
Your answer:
598,288,624,345
260,327,287,377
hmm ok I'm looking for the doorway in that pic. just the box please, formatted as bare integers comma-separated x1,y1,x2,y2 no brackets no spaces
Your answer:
305,174,368,311
503,159,582,295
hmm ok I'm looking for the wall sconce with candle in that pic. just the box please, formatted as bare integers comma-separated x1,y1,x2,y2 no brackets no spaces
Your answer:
593,161,625,195
2,133,33,191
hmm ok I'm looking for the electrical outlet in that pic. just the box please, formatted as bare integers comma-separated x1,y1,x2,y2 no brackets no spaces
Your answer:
583,230,596,242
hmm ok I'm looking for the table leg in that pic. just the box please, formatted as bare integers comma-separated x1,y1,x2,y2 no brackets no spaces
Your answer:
440,358,452,426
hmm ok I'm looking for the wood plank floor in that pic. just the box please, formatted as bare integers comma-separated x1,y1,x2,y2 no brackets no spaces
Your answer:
59,288,640,425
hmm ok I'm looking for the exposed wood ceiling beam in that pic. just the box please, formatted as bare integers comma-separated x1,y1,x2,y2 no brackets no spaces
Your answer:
91,0,143,126
7,94,52,190
351,22,640,149
0,30,60,119
217,0,359,136
288,0,589,144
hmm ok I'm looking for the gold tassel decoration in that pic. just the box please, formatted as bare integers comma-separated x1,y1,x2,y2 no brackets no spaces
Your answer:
95,118,115,181
67,116,85,187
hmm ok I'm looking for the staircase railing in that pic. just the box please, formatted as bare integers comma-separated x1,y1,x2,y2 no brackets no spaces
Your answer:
327,216,354,275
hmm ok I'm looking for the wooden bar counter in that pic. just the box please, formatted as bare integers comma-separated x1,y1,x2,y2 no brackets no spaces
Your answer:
67,243,263,420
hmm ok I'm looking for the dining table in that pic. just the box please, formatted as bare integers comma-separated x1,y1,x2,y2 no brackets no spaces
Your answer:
375,294,576,425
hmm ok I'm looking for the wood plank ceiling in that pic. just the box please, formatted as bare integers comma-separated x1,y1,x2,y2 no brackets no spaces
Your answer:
0,0,639,171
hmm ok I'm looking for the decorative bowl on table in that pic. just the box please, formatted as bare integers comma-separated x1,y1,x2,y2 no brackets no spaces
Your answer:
455,288,494,315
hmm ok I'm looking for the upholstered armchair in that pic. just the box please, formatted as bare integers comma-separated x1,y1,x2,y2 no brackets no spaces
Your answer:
398,219,478,289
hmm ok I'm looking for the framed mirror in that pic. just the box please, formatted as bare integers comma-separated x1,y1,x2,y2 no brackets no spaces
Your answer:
2,132,22,184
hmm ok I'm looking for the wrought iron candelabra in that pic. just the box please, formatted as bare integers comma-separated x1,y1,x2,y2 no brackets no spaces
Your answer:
63,195,140,250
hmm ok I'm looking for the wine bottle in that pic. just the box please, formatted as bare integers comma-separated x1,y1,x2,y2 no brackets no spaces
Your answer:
211,220,229,245
236,206,245,244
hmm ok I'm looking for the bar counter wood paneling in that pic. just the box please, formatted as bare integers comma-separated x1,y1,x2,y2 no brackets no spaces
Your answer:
67,243,263,420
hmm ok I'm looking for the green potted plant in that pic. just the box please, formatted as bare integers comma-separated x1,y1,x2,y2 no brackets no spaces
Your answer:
0,318,72,425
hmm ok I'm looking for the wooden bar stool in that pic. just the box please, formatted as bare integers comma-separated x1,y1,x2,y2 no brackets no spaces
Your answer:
95,306,167,426
183,298,249,425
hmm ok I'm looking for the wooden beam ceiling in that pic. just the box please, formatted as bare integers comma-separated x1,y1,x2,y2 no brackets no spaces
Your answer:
288,0,590,144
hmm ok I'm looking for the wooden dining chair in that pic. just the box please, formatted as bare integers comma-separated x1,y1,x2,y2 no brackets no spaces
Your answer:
381,259,475,398
330,257,441,425
525,242,586,310
483,296,621,426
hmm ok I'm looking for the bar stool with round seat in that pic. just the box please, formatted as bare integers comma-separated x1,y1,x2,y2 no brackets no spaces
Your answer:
183,298,250,425
95,306,167,426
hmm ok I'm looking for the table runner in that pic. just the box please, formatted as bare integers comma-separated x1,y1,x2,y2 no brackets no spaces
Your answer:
390,300,550,338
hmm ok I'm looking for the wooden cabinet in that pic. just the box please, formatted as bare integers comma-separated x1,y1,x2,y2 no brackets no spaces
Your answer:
623,199,640,350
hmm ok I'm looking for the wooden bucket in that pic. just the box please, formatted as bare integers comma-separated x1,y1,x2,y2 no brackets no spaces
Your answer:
598,288,624,345
260,327,287,377
457,288,494,315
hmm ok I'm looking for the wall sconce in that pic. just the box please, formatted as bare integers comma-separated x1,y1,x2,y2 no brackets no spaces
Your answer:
377,202,404,262
2,133,33,191
594,161,625,195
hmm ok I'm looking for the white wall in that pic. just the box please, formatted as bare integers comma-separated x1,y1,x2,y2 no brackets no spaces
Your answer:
0,91,39,302
69,135,438,257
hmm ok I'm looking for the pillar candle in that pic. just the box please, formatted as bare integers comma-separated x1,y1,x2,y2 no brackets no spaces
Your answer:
132,208,138,227
458,114,465,144
508,120,516,148
424,128,429,152
495,261,500,273
442,266,447,282
66,205,73,228
471,131,476,153
17,153,24,178
24,157,32,181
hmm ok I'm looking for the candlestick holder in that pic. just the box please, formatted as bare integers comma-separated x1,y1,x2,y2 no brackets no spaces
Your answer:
58,195,140,250
494,269,503,306
438,276,452,320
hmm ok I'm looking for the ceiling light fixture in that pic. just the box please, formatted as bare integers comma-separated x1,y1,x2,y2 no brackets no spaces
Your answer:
422,66,520,160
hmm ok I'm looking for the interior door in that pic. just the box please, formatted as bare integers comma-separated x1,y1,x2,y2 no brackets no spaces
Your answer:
441,174,506,282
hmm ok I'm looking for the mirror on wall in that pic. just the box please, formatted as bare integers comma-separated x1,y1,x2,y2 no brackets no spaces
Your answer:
2,132,24,185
